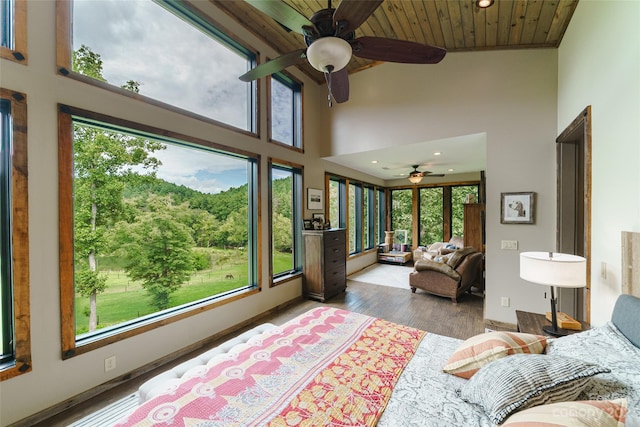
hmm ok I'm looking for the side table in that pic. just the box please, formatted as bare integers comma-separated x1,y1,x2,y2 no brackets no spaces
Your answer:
516,310,590,337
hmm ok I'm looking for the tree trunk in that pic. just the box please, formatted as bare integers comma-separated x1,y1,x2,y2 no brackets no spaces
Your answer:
89,290,97,331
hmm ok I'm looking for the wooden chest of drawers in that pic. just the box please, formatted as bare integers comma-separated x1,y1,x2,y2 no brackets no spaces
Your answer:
302,229,346,302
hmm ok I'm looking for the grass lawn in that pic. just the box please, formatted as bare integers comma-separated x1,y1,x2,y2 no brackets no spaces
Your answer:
75,249,293,333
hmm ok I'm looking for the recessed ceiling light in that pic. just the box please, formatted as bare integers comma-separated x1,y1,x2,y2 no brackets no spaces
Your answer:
371,160,378,164
448,168,454,172
434,152,441,156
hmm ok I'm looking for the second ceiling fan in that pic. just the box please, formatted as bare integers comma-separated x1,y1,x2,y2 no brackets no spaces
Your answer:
239,0,447,105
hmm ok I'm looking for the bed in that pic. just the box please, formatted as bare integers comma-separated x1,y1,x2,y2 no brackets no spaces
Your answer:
115,294,640,426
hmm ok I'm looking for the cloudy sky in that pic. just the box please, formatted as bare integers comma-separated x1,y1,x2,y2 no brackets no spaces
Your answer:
73,0,254,193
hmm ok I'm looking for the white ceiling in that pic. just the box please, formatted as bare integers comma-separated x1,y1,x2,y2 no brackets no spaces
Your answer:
323,132,487,182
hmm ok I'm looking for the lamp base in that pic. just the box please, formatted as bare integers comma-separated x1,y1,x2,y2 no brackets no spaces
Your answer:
542,325,572,337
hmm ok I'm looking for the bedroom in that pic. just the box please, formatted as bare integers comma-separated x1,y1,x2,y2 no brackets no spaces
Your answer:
0,0,638,425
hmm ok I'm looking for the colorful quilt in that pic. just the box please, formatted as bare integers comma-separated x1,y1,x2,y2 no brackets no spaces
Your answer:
115,307,425,426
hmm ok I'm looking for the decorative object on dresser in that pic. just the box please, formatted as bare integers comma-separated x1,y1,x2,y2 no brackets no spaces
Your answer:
519,252,587,336
302,228,346,302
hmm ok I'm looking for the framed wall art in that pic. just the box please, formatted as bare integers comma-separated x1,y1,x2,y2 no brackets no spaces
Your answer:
307,188,323,210
501,192,535,224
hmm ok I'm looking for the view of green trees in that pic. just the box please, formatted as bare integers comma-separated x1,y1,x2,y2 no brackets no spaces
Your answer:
71,46,294,335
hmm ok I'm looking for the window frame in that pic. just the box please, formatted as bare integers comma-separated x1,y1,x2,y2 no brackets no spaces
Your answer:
268,72,303,151
55,0,258,135
0,88,30,381
0,0,27,64
58,104,261,359
268,158,303,285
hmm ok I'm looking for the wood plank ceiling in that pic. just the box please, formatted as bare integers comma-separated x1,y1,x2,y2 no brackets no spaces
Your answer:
213,0,579,84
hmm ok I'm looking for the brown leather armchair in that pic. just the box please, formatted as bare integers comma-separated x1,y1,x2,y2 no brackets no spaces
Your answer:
409,248,483,303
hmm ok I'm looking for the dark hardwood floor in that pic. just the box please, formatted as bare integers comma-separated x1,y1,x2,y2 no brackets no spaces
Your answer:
31,280,484,427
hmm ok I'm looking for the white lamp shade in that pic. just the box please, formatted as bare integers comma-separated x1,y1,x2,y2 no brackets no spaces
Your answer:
520,252,587,288
408,174,423,184
306,37,352,73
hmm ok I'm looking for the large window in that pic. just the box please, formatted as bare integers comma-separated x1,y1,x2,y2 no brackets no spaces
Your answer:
270,160,303,280
390,189,414,247
329,177,346,229
64,0,256,131
0,0,27,63
59,106,260,357
270,73,302,149
348,183,363,254
419,187,444,245
0,89,30,380
363,186,375,250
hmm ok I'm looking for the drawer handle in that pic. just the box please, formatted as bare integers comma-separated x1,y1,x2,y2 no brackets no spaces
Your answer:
332,248,339,253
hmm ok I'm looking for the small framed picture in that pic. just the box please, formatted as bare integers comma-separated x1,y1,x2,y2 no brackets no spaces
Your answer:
303,219,313,230
307,188,323,210
501,192,535,224
312,213,325,224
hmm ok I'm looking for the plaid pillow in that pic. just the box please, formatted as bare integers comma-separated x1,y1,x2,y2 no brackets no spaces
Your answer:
443,331,547,379
458,354,610,425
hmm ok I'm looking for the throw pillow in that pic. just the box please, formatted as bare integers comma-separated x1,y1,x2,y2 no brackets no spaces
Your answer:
457,354,611,425
443,331,547,379
502,398,627,426
446,247,476,269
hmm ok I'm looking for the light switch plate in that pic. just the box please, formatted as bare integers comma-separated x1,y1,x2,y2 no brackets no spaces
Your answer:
501,240,518,250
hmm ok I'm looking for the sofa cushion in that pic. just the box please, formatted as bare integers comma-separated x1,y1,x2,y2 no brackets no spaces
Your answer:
414,259,460,280
446,247,477,269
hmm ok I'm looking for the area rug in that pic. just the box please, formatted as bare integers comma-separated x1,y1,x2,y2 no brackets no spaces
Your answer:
347,263,413,289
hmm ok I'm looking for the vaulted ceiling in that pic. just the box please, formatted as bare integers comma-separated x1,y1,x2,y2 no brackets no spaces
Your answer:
214,0,579,84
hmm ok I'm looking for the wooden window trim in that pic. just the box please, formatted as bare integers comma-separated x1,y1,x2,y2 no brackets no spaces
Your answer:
0,0,27,64
0,88,31,380
58,104,262,359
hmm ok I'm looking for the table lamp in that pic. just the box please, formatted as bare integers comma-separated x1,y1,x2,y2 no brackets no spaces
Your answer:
519,252,587,336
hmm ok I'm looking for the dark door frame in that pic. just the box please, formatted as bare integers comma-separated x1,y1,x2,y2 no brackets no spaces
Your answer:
556,106,592,322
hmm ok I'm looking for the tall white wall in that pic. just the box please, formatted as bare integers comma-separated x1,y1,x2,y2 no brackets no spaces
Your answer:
557,0,640,325
331,49,560,324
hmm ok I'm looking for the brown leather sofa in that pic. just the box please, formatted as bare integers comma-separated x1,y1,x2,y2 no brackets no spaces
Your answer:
409,247,483,303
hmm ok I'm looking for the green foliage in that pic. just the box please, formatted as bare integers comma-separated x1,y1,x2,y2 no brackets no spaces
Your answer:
74,265,107,297
191,249,212,271
111,197,195,310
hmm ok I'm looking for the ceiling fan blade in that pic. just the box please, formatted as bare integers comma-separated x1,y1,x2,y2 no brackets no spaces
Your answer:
239,49,307,82
426,174,445,177
351,36,446,64
325,67,350,103
244,0,314,35
333,0,383,35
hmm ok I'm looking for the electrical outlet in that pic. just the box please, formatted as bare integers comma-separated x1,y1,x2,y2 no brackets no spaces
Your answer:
501,240,518,250
104,356,116,372
501,296,510,307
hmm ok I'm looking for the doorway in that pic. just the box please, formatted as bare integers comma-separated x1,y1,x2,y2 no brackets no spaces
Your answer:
556,106,592,322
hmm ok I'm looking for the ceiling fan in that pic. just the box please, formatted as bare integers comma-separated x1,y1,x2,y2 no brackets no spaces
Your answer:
407,164,445,183
238,0,447,105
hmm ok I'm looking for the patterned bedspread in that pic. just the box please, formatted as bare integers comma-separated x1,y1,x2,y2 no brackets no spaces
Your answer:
115,307,425,427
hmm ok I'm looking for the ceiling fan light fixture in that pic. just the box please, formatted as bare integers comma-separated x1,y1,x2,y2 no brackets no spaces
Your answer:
306,37,352,73
476,0,494,8
408,171,423,184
